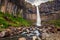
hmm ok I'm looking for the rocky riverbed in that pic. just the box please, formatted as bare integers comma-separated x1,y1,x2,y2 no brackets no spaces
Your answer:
0,24,60,40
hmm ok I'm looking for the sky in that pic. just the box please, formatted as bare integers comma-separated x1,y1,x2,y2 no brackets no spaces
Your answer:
25,0,53,6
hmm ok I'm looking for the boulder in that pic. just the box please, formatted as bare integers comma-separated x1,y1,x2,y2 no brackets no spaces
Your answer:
18,37,26,40
0,31,10,37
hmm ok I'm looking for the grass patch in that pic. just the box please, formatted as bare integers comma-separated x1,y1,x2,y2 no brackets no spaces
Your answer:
48,19,60,28
0,11,32,29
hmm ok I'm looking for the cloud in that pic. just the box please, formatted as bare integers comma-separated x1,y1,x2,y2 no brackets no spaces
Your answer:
25,0,53,6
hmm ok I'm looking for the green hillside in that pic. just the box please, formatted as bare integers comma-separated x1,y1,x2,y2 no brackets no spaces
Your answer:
0,11,32,28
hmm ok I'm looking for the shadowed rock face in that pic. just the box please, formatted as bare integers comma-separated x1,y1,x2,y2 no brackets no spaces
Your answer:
54,0,60,11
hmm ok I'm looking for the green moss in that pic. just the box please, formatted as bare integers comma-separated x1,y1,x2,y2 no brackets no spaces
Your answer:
48,19,60,27
0,11,32,28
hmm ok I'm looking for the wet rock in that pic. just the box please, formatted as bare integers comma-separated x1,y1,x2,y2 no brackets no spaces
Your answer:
33,30,41,36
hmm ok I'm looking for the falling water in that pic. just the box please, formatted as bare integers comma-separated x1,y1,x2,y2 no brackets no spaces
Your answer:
36,6,41,26
25,0,53,26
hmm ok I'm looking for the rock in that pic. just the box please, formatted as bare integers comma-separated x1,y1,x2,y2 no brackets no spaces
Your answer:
48,27,57,33
26,29,30,33
0,30,11,38
6,29,13,36
42,28,47,33
39,29,43,32
17,27,22,30
33,30,40,36
8,27,17,32
57,27,60,31
18,37,26,40
32,36,37,40
6,29,11,32
32,36,41,40
0,31,6,37
42,32,50,39
8,27,18,35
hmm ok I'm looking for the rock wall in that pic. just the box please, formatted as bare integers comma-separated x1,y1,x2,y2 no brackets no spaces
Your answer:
0,0,60,21
25,0,60,21
0,0,26,16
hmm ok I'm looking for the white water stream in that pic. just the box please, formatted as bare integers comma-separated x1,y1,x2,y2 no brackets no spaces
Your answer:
36,6,41,26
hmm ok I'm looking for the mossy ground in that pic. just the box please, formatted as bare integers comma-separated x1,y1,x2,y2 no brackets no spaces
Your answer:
48,19,60,28
0,11,32,30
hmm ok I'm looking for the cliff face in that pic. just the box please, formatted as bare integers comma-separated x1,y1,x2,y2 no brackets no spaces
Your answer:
0,0,60,21
25,0,60,21
54,0,60,11
40,1,60,13
0,0,26,16
0,0,60,14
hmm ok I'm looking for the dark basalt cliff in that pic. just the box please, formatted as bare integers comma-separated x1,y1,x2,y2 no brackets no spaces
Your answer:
0,0,60,20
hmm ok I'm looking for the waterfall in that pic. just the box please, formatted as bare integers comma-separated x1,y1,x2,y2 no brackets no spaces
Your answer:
36,6,41,26
25,0,53,26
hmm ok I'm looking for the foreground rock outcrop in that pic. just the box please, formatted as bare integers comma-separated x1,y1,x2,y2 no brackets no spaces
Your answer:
0,24,60,40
